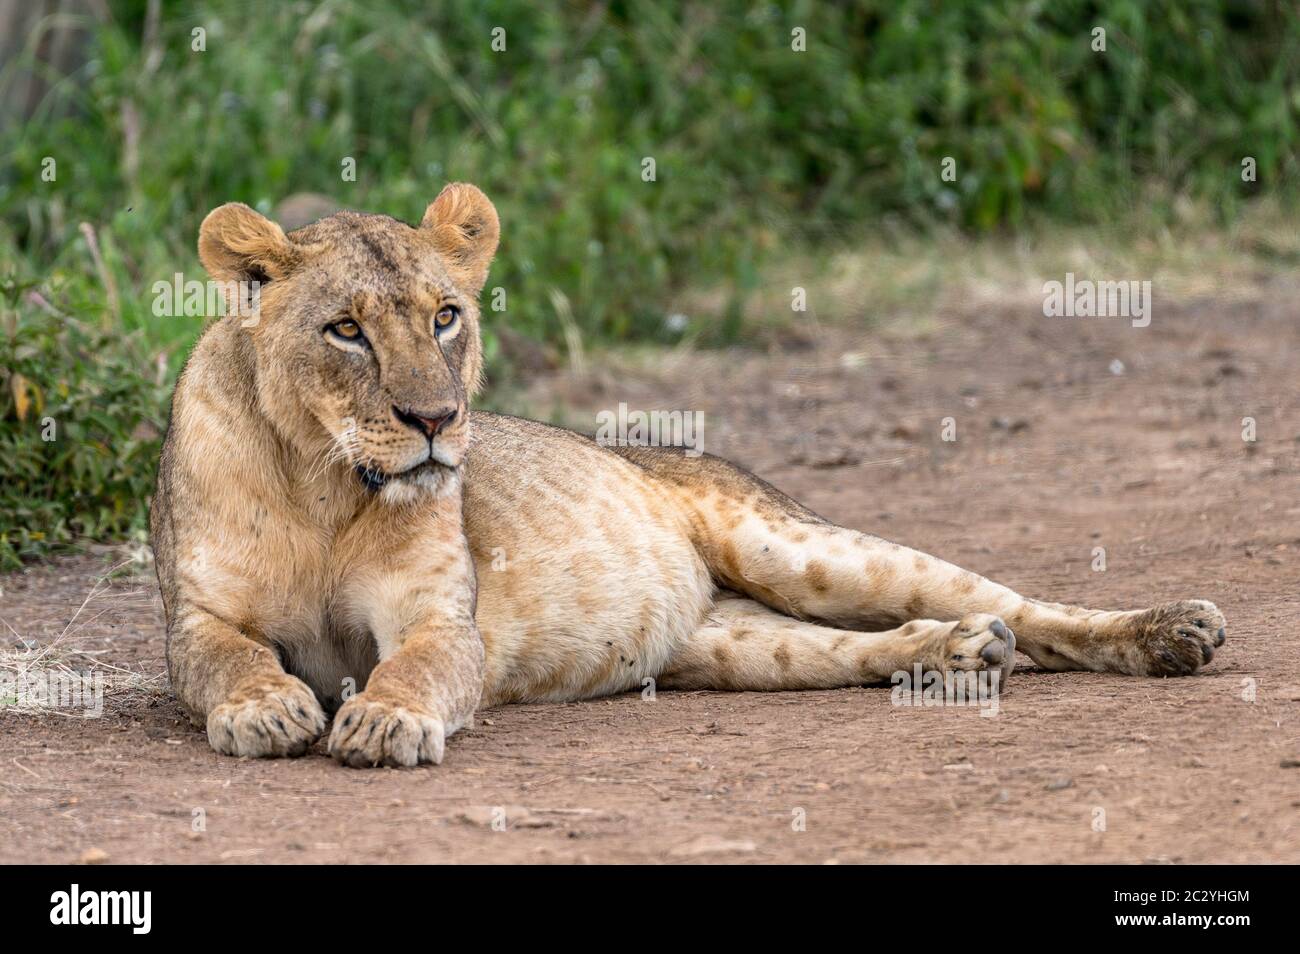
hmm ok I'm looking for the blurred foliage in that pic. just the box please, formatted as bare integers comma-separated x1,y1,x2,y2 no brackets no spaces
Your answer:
0,276,166,568
1,0,1298,560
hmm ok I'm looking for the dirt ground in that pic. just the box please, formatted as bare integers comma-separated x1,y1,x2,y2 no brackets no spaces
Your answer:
2,279,1298,864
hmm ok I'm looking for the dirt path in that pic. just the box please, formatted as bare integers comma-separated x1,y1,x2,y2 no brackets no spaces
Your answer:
3,280,1299,864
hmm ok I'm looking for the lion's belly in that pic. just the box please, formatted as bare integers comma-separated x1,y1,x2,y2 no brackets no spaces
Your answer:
465,414,714,705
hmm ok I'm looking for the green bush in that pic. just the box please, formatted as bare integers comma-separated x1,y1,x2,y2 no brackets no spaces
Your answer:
1,0,1298,561
0,276,165,569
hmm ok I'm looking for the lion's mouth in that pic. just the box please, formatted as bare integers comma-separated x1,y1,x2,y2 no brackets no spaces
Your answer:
354,464,389,492
354,458,450,493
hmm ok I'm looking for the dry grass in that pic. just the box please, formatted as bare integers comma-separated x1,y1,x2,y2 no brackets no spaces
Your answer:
506,205,1300,436
669,198,1300,346
0,559,165,717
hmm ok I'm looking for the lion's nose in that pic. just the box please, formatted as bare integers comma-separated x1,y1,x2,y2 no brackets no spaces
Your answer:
393,405,456,438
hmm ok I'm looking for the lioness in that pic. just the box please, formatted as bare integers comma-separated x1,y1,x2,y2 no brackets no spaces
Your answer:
151,183,1227,767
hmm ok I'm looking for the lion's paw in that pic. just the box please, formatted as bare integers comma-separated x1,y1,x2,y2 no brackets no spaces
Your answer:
207,674,327,758
1129,600,1226,676
327,695,445,768
942,613,1017,679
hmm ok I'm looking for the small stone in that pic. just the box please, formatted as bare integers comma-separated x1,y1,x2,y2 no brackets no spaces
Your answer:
455,805,554,829
79,847,109,865
1045,776,1074,791
991,416,1029,433
455,806,501,828
839,351,868,369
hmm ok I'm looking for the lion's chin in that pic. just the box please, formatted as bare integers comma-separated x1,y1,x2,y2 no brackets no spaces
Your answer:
375,462,460,506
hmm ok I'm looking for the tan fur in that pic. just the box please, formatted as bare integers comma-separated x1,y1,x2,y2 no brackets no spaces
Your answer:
153,185,1226,768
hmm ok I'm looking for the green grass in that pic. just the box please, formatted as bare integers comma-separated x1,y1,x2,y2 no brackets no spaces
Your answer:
1,0,1299,566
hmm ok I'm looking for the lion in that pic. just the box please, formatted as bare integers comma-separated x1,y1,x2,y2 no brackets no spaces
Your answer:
151,183,1227,768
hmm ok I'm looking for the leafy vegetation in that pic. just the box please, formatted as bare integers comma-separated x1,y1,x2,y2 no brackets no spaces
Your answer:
0,277,165,568
1,0,1298,564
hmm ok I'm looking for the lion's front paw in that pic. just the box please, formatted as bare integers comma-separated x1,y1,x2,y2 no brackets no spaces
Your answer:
1130,600,1226,676
327,695,445,768
207,674,327,758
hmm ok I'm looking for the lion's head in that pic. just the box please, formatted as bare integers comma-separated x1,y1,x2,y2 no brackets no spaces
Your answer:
197,183,498,501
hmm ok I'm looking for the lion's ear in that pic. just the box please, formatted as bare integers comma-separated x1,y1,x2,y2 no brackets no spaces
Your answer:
198,203,298,285
421,183,499,295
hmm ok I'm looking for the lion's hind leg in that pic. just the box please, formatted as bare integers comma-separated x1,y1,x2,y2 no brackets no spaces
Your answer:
620,447,1225,678
658,594,1014,691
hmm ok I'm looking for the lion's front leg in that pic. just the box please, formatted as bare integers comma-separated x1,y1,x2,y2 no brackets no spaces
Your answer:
167,606,328,758
328,622,484,767
326,505,484,768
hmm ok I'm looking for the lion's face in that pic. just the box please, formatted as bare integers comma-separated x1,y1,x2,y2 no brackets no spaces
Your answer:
197,184,499,500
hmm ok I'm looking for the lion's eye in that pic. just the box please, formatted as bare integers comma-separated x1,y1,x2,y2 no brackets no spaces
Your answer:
329,319,364,341
434,306,459,335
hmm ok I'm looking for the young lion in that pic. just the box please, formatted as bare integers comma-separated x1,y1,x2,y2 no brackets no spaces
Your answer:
152,183,1227,768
